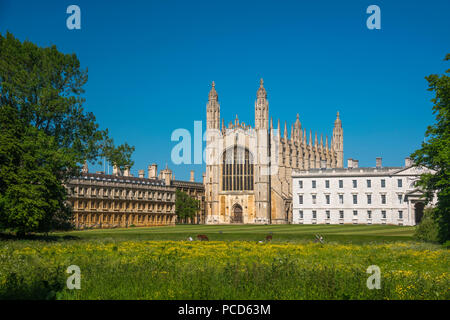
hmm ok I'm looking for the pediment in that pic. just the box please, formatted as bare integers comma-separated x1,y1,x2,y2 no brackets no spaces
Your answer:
392,165,435,176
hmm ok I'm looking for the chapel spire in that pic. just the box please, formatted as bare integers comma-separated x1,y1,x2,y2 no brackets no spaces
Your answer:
332,111,344,167
206,81,220,130
255,78,269,130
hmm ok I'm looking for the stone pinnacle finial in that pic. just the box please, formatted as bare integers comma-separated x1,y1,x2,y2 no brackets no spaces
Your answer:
257,78,267,99
334,110,342,127
208,81,218,101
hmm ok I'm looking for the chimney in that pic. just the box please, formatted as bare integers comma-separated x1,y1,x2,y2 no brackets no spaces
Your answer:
82,161,89,174
202,172,206,185
138,170,145,178
123,166,131,177
347,158,353,169
353,159,359,168
405,157,413,167
113,164,122,176
376,157,382,168
148,164,157,179
161,169,172,186
190,170,195,182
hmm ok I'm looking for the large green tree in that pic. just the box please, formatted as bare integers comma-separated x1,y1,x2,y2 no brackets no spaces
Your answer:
175,190,200,224
411,54,450,244
0,32,134,234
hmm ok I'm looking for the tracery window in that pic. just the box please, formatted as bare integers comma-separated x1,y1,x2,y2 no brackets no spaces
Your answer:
222,146,253,191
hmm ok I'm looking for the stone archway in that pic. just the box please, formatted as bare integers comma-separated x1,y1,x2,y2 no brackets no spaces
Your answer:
231,204,243,223
414,202,425,224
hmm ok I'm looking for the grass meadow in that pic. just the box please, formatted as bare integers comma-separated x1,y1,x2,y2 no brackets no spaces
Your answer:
0,225,448,300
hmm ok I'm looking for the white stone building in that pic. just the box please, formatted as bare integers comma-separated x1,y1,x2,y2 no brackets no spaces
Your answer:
292,157,435,226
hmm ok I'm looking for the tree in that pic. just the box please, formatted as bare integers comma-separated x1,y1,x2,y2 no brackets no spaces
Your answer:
410,54,450,244
175,190,200,224
0,32,134,234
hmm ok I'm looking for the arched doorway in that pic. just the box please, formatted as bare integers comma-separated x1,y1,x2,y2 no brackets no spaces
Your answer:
231,204,243,223
414,202,425,224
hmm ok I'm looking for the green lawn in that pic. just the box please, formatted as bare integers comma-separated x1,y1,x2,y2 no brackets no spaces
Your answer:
51,224,416,244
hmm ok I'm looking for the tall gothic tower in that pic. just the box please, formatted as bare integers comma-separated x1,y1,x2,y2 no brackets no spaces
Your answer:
255,79,269,130
254,79,271,223
332,111,344,167
205,81,220,222
207,81,220,130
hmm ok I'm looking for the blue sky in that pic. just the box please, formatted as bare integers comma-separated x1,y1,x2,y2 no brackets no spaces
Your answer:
1,0,449,181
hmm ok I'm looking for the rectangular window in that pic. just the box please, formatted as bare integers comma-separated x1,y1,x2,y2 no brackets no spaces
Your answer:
339,210,344,219
325,195,330,204
381,194,386,204
381,179,386,188
312,210,317,219
398,210,403,219
382,210,386,219
326,210,330,219
398,179,402,188
367,210,372,219
367,194,372,204
312,195,317,204
299,210,303,219
352,180,357,188
299,180,303,188
398,194,403,204
367,179,371,188
339,194,344,204
339,180,343,188
299,195,303,205
353,210,358,216
312,180,316,188
353,194,358,204
325,180,330,188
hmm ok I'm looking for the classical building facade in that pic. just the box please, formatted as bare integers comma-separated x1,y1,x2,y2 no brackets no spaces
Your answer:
292,157,435,226
66,163,205,228
204,79,344,224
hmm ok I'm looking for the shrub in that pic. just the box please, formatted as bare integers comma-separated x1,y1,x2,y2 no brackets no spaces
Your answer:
414,208,439,242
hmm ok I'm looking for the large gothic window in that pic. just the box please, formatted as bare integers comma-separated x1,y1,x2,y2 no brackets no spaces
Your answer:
222,146,253,191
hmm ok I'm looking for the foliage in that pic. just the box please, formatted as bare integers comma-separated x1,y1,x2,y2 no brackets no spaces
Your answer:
0,106,74,234
175,190,200,223
414,208,440,243
0,240,448,300
411,54,450,243
0,32,134,233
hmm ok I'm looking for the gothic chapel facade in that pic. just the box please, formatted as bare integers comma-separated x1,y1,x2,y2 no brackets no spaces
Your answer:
204,79,344,224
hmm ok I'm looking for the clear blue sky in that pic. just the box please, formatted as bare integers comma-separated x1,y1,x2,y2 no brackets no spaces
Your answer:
1,0,449,181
